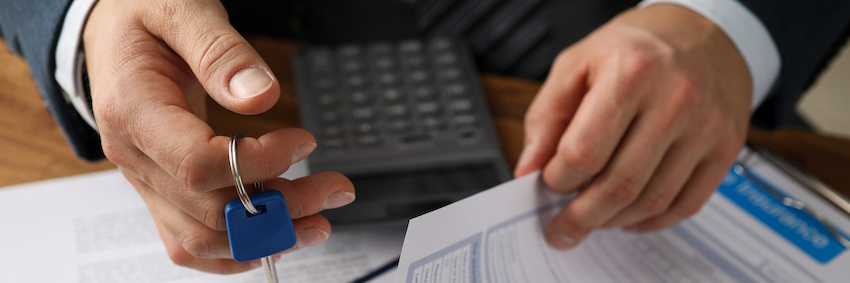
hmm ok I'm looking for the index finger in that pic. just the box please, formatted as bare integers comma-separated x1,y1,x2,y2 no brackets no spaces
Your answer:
515,52,588,177
540,60,640,194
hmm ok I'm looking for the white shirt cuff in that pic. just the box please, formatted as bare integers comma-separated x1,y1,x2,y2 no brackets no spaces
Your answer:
639,0,781,112
55,0,99,131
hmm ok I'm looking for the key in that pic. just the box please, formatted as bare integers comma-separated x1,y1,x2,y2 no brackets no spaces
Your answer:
225,188,296,281
226,134,297,283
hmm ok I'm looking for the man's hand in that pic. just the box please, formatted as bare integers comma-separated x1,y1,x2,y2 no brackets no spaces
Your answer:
84,0,355,273
515,4,752,249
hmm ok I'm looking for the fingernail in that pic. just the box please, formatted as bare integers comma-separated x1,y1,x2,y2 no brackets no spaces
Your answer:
230,67,273,99
323,191,356,210
291,142,317,164
549,230,576,249
297,227,329,249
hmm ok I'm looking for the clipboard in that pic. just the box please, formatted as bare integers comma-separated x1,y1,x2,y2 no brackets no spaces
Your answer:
736,146,850,251
744,146,850,220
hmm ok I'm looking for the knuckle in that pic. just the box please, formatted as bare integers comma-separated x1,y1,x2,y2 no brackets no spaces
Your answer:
96,103,132,165
612,38,673,83
621,51,655,76
553,47,575,67
558,215,594,236
668,80,701,113
166,246,193,267
673,203,702,219
178,230,214,258
603,176,640,206
558,143,600,175
288,191,308,219
196,32,248,83
100,139,126,165
92,91,120,124
200,197,226,231
637,193,673,216
523,109,546,126
174,150,212,192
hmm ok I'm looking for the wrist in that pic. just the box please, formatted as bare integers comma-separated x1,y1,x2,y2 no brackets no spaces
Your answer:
619,4,729,57
617,4,752,108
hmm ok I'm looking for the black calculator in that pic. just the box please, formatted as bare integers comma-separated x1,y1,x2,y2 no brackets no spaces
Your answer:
293,38,511,224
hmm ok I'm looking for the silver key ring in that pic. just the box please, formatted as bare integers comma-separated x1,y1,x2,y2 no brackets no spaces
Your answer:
229,133,264,215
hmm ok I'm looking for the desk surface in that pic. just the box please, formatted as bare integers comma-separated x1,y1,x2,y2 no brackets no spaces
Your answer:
2,36,849,201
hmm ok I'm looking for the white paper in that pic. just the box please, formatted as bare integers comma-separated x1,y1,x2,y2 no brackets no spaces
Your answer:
369,266,398,283
396,153,850,282
0,168,404,283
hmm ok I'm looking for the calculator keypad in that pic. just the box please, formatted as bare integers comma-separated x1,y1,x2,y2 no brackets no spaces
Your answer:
297,39,494,157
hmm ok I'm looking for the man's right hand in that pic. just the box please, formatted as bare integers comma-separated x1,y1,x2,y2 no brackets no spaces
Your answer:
83,0,356,273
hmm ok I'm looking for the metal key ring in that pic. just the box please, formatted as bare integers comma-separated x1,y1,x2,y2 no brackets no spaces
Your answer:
229,133,264,215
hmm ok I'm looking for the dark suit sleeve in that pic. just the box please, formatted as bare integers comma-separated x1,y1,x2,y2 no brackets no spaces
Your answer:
0,0,105,161
740,0,850,129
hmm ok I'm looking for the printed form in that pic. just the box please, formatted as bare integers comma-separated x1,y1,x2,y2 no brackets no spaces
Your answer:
0,165,404,283
397,153,850,283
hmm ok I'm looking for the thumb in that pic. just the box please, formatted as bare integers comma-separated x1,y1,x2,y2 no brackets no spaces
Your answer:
141,0,278,114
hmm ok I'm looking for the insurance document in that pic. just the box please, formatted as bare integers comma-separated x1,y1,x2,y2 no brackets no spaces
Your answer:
396,152,850,282
0,165,404,283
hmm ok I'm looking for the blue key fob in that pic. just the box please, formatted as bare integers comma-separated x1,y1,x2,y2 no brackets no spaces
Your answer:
225,190,297,262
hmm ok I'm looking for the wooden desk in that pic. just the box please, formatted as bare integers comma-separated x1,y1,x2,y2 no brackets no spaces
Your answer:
2,37,849,202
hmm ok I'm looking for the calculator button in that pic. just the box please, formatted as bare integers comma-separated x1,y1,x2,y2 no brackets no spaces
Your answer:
320,110,340,122
368,43,393,54
309,49,333,61
355,135,382,147
434,53,458,66
323,126,343,137
373,56,397,70
338,45,362,57
316,94,338,108
414,86,439,101
408,69,432,84
348,90,373,104
421,117,445,130
443,83,468,97
385,104,409,117
377,73,400,86
346,74,370,88
387,119,412,133
322,138,346,148
404,55,427,68
399,40,423,53
429,38,452,51
308,50,334,72
313,77,337,90
353,122,377,135
352,107,375,120
458,130,477,141
450,114,478,128
381,88,405,102
448,99,474,113
439,67,462,81
342,59,366,72
416,102,442,116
